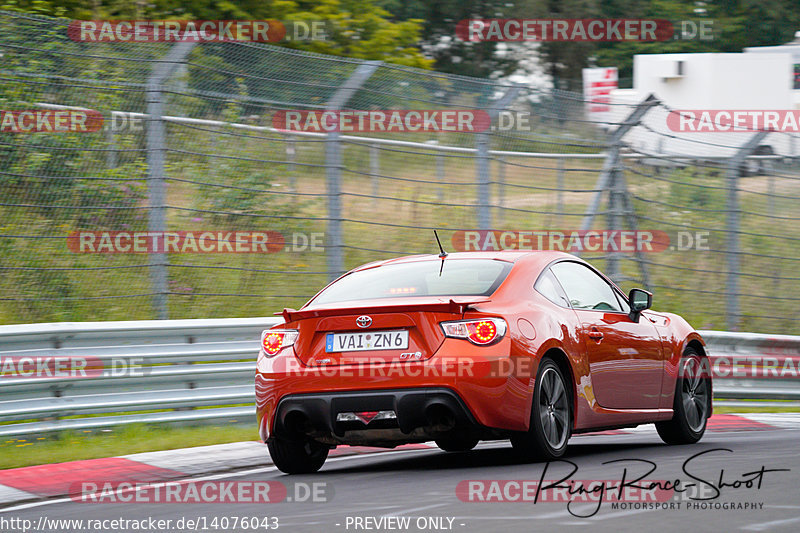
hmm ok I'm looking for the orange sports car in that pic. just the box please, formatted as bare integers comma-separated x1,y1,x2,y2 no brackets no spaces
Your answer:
255,251,711,474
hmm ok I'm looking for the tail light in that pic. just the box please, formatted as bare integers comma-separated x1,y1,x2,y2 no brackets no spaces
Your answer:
440,318,507,346
260,329,298,357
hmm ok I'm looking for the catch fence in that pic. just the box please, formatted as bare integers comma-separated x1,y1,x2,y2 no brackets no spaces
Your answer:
1,11,798,334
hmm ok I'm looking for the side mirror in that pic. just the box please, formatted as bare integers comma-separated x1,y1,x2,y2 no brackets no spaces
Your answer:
628,288,652,321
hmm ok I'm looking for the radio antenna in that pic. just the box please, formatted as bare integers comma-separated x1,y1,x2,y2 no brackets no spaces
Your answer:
434,230,447,277
434,230,448,259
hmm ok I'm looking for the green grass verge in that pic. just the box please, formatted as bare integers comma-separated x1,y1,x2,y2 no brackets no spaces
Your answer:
0,423,260,470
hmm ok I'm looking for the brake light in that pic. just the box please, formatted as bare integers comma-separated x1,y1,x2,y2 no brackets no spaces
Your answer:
260,329,298,357
440,318,507,345
469,320,497,344
388,287,417,294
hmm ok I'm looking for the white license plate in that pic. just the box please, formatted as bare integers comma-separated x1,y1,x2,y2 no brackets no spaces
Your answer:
325,330,409,352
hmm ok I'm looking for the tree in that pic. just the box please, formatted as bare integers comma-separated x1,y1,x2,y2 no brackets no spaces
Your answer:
379,0,516,78
2,0,433,68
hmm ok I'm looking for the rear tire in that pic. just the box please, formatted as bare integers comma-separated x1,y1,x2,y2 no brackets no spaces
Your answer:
511,357,572,460
267,437,329,474
656,348,710,445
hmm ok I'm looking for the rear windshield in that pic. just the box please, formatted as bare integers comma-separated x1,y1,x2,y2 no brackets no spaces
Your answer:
308,259,513,306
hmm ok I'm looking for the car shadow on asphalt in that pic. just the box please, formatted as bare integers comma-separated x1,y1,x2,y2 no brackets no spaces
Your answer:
321,439,673,474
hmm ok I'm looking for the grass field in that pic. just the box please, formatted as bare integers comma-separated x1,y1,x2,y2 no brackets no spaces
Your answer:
0,424,259,470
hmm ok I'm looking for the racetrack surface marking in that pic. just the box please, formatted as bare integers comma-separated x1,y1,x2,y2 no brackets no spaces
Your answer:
0,413,795,508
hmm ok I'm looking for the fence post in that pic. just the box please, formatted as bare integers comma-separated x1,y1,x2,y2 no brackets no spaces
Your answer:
436,152,445,202
578,94,658,282
286,134,296,195
496,157,505,224
324,61,381,281
476,85,521,230
580,94,658,233
145,42,196,320
556,157,565,226
476,132,491,230
605,163,625,279
370,143,380,198
105,115,117,168
725,131,769,330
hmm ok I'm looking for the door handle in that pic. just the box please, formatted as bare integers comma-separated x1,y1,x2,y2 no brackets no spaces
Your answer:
588,327,604,341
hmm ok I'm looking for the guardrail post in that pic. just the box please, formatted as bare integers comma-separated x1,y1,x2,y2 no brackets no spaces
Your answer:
146,42,196,320
324,61,381,281
476,85,521,230
725,131,769,330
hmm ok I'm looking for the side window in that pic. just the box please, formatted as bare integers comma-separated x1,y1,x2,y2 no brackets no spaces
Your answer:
534,268,570,308
550,261,623,312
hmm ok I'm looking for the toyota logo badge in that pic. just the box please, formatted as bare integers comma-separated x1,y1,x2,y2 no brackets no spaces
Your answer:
356,315,372,328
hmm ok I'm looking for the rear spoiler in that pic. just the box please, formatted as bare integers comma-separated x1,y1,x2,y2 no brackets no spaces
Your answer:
278,298,491,323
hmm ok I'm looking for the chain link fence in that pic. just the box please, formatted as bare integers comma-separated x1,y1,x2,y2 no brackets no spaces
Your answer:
0,11,798,334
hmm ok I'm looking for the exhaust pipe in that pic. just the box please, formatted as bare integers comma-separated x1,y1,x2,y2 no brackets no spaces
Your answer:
425,403,456,431
284,410,311,436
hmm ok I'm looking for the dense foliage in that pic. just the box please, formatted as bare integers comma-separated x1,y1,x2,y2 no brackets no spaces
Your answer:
6,0,800,83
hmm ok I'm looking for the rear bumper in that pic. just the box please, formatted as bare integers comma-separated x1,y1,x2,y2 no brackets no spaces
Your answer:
273,387,477,440
255,346,534,443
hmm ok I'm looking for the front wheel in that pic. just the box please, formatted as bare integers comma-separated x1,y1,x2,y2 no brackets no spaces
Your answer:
511,358,572,460
656,349,711,445
267,437,329,474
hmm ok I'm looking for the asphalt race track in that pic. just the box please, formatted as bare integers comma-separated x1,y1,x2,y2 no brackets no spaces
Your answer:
2,425,798,533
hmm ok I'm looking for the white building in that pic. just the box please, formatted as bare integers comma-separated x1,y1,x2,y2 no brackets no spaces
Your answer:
745,30,800,95
609,47,798,158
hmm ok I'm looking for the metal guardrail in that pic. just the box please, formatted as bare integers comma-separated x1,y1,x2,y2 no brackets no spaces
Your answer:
0,320,797,437
698,330,800,402
0,318,281,437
